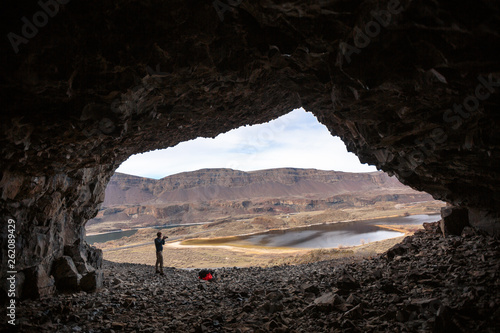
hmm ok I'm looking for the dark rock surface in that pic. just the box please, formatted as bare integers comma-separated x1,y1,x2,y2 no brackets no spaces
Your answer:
440,206,470,237
1,0,499,298
4,228,499,332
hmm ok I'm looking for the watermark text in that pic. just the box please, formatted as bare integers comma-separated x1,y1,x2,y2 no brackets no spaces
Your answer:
7,0,71,54
213,0,244,21
6,218,17,325
340,0,403,63
391,74,500,177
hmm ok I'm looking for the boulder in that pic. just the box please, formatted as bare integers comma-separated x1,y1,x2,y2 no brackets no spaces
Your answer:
423,221,441,234
52,256,82,292
440,206,470,236
64,239,103,275
79,270,103,292
386,243,409,260
19,264,55,299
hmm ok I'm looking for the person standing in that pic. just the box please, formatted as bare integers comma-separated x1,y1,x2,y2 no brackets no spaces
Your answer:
155,231,168,275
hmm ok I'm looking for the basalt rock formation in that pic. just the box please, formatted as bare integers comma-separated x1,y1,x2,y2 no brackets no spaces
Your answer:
1,0,499,299
87,168,436,233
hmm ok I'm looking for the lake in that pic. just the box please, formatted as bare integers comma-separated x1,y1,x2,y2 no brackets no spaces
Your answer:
85,229,138,245
182,214,440,249
85,214,440,247
84,224,189,245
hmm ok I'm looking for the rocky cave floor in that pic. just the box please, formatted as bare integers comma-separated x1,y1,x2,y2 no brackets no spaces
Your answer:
7,225,500,333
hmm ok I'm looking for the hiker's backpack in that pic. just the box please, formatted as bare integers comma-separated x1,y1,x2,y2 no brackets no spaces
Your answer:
198,269,215,281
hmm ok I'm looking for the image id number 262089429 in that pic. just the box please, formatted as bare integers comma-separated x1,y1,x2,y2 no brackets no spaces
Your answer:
7,218,16,325
7,219,16,271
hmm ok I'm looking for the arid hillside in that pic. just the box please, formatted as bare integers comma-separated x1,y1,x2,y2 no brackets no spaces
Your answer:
87,168,437,234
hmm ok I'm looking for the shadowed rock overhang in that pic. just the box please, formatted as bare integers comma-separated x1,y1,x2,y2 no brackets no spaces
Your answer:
1,0,499,299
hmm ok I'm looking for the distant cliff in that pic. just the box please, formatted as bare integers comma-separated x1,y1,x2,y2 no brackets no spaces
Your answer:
87,168,435,232
103,168,408,205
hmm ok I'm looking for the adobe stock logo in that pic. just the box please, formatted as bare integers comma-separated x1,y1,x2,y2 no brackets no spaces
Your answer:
212,0,244,21
389,73,500,178
7,0,71,54
340,0,403,64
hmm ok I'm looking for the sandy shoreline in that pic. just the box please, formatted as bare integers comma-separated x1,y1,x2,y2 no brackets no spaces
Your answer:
89,211,437,238
167,240,304,254
176,212,438,245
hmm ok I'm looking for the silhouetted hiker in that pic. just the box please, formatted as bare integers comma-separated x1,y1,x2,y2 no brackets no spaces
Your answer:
155,231,168,275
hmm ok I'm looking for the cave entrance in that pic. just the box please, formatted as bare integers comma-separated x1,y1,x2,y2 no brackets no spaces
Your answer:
86,108,443,267
115,108,377,179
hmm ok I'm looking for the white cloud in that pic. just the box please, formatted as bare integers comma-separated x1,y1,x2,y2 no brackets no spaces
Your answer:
116,108,378,179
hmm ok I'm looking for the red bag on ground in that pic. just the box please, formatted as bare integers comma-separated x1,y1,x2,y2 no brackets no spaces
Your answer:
198,269,214,281
201,273,213,281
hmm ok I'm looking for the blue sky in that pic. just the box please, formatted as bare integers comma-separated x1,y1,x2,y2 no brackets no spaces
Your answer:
116,108,378,179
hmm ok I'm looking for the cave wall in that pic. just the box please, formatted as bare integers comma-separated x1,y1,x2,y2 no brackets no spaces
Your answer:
1,0,499,298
